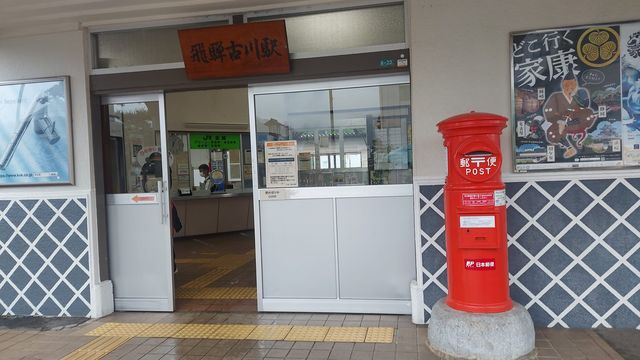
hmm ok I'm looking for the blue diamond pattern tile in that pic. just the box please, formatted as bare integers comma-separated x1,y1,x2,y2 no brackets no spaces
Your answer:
562,304,597,328
605,265,640,296
422,272,428,285
561,265,596,296
582,245,619,276
584,285,619,316
540,284,574,316
434,194,444,213
514,186,549,217
78,198,87,208
78,218,88,238
52,282,74,306
421,208,444,237
606,305,640,328
421,233,428,247
51,251,73,273
507,206,529,237
0,200,10,212
604,224,638,257
424,284,446,308
627,207,640,232
7,237,29,259
34,234,58,259
516,226,549,256
5,203,27,227
518,264,552,294
582,179,615,195
437,270,447,288
537,205,571,237
39,298,62,316
526,303,554,327
419,199,426,209
539,245,573,276
33,202,56,227
626,178,640,189
506,182,527,198
64,233,87,258
12,298,33,316
48,218,71,242
538,181,570,197
0,219,12,242
510,284,532,307
47,199,66,210
508,246,531,275
559,226,594,256
422,246,446,274
629,249,640,271
80,253,89,268
21,200,38,209
11,266,32,289
22,251,45,273
0,284,18,305
24,283,46,307
420,185,443,201
61,200,84,225
559,186,593,216
18,219,42,242
67,298,90,317
603,183,639,216
37,266,61,290
435,233,446,251
0,251,17,274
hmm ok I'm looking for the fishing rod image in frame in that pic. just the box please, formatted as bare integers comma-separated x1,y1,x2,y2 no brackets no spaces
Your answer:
0,76,74,186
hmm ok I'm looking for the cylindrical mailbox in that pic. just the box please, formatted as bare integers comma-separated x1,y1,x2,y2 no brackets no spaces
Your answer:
437,112,512,313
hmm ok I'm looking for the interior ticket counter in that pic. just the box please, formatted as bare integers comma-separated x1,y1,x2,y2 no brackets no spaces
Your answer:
250,75,416,314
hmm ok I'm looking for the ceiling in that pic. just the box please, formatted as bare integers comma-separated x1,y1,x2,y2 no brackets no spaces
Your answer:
0,0,347,38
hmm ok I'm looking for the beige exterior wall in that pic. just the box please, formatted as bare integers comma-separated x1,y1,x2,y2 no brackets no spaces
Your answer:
408,0,640,178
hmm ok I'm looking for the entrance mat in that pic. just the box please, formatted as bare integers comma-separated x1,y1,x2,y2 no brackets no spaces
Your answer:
86,322,394,343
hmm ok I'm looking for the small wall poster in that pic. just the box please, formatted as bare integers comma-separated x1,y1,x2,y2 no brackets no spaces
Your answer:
0,77,74,185
265,140,298,188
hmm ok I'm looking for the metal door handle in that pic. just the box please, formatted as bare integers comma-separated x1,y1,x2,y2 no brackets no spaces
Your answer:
158,180,168,224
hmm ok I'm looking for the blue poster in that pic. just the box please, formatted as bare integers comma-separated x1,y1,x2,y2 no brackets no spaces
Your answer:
0,77,73,185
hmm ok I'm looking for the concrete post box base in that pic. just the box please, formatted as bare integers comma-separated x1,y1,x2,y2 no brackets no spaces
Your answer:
427,298,536,360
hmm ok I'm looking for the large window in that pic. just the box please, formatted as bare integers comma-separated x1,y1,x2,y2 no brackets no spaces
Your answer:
254,82,411,188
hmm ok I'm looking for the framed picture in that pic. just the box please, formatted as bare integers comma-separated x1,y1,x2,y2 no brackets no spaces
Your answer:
510,21,640,171
0,76,74,185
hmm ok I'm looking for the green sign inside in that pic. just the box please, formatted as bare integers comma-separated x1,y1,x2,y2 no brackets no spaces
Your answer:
190,133,241,150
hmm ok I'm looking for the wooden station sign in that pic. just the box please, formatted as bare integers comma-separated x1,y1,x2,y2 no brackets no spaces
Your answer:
178,20,290,80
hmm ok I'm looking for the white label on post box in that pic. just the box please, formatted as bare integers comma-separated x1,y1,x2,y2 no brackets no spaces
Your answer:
494,189,506,206
460,215,495,228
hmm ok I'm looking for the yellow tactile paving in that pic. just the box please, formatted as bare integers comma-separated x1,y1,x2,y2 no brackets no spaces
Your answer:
174,324,221,338
210,324,257,339
180,268,234,289
176,287,257,299
85,322,120,336
62,336,130,360
83,322,394,344
284,326,330,342
138,323,187,338
246,325,293,340
324,327,368,342
365,327,395,343
100,323,152,337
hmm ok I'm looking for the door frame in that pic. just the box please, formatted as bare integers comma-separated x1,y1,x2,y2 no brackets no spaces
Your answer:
101,92,175,311
248,74,413,313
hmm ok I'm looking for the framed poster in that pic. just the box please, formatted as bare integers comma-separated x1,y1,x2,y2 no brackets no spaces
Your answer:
0,76,74,185
511,21,640,171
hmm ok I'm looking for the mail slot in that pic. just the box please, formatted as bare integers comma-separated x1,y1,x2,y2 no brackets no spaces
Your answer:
437,112,512,313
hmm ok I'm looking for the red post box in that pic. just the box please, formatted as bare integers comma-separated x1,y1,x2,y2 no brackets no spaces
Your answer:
437,112,512,313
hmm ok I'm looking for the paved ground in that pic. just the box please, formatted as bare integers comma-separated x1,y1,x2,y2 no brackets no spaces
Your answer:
596,329,640,360
0,312,633,359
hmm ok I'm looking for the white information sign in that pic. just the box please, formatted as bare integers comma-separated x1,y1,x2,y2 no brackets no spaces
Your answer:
265,140,298,188
494,189,506,206
460,215,496,228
